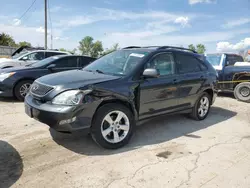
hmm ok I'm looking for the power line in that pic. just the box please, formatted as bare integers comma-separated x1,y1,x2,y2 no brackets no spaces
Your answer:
18,0,38,20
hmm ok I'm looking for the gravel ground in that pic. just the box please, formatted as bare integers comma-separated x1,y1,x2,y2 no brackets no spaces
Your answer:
0,94,250,188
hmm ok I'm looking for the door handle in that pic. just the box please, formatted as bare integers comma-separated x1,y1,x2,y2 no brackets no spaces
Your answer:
173,79,178,84
200,76,204,79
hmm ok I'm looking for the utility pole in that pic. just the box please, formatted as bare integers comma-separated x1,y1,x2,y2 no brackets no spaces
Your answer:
44,0,47,49
51,34,53,49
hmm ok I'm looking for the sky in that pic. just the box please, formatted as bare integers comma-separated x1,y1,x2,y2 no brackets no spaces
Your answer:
0,0,249,53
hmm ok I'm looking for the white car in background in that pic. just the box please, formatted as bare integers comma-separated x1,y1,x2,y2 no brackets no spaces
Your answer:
0,46,70,69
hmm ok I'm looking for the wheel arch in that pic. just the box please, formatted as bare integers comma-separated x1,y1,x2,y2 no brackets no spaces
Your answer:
2,66,13,69
12,78,35,97
202,88,214,103
91,98,138,127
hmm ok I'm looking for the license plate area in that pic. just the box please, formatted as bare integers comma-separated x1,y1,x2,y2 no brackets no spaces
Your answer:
25,104,33,118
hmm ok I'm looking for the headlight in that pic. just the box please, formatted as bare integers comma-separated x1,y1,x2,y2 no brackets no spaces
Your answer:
52,89,92,106
0,72,15,82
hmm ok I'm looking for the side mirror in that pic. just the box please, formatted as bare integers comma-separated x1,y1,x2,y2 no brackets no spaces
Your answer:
47,64,56,70
22,56,28,61
142,68,159,78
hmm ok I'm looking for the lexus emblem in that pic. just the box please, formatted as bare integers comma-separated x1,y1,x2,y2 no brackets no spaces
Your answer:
32,84,39,91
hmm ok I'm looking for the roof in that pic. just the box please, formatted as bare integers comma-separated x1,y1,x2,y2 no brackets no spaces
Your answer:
28,50,70,54
122,45,198,54
50,54,95,58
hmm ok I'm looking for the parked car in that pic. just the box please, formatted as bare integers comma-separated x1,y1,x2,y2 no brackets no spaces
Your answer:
0,46,70,69
25,46,218,149
206,53,250,102
0,55,95,101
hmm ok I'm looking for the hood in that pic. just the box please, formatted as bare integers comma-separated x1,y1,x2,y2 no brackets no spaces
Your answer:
0,58,13,63
37,70,121,89
0,66,34,73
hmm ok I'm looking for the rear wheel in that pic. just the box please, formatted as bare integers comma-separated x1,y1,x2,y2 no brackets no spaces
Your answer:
234,82,250,103
14,80,33,101
91,103,135,149
189,92,211,120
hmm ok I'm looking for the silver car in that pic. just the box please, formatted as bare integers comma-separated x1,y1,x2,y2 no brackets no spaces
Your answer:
0,50,70,69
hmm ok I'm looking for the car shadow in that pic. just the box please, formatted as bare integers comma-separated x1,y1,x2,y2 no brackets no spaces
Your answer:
49,106,237,156
0,140,23,188
218,92,235,99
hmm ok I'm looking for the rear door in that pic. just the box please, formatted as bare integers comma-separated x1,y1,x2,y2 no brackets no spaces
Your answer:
222,54,245,90
139,52,179,119
175,52,208,108
52,56,78,72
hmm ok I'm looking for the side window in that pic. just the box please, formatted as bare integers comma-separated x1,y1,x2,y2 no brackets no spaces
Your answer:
226,55,236,66
24,52,45,61
79,57,95,67
54,57,78,68
226,55,243,66
175,53,202,74
146,53,174,76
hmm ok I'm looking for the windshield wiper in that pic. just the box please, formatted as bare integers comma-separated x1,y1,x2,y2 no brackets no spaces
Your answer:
25,64,32,67
95,69,104,74
84,69,104,74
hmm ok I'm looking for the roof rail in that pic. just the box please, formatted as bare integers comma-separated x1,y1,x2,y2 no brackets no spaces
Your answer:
123,46,141,49
157,46,197,53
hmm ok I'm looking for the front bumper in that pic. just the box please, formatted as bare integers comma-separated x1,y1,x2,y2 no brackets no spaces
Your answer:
0,81,13,97
24,94,93,132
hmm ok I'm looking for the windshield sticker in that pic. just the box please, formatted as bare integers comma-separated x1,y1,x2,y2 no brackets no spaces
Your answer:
129,53,145,58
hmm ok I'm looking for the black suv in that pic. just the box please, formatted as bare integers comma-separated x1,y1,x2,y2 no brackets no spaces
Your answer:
25,46,218,149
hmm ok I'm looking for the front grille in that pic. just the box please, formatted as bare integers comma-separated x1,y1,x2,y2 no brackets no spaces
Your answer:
30,81,54,97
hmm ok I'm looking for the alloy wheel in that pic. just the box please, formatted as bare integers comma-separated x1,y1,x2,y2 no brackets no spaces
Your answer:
198,96,209,118
19,83,31,97
101,110,130,143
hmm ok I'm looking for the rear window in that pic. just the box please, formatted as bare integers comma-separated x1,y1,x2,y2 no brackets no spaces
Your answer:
226,55,244,66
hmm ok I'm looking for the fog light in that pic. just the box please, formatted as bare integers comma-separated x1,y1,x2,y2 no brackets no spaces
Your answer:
59,117,76,125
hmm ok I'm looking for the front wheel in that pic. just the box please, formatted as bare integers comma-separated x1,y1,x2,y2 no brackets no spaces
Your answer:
234,82,250,103
14,80,33,101
91,103,135,149
189,92,211,120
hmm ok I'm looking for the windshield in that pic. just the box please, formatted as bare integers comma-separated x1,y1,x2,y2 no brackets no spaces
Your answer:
83,50,149,76
27,56,58,67
206,54,222,66
12,51,29,59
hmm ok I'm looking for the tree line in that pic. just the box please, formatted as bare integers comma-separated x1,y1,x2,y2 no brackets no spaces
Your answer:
1,32,206,58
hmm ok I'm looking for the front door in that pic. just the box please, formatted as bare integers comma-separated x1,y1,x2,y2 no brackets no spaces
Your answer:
139,52,178,119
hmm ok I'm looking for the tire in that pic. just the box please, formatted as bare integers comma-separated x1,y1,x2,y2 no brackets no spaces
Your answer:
234,82,250,103
91,103,135,149
189,92,211,121
14,80,33,101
